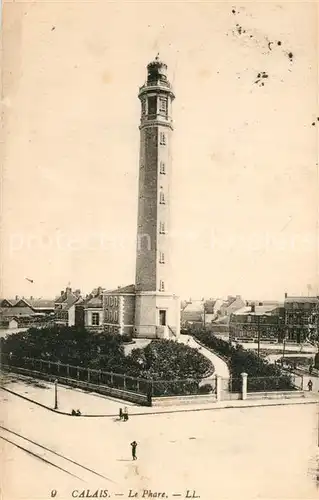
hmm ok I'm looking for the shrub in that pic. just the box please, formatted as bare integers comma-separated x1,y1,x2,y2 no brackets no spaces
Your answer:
198,384,213,394
193,330,295,391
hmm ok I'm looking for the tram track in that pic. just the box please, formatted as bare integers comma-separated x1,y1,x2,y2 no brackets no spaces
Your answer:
0,425,115,484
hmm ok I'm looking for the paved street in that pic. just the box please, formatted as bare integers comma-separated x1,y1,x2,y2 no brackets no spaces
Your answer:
1,384,318,500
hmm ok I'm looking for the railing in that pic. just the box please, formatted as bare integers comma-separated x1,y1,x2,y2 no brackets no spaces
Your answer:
1,354,151,396
247,375,297,392
168,325,177,338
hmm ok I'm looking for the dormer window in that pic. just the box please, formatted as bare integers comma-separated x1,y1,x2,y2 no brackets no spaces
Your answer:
159,280,165,292
159,191,165,204
160,161,166,174
159,252,165,264
159,221,166,234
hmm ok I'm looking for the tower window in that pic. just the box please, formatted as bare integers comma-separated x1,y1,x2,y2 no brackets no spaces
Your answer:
159,280,165,292
159,97,168,114
160,161,166,174
141,98,146,115
159,191,165,204
159,221,166,234
148,96,157,116
159,132,166,145
159,252,165,263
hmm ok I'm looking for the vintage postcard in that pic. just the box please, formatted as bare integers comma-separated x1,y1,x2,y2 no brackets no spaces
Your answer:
0,1,318,499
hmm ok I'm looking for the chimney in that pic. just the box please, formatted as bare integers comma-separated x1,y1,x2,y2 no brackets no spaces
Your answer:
30,296,33,300
66,287,72,295
75,289,81,297
251,304,256,313
60,290,64,296
284,292,288,299
15,295,18,300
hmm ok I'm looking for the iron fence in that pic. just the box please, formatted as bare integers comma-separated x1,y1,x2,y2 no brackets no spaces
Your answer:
0,354,151,396
247,375,296,392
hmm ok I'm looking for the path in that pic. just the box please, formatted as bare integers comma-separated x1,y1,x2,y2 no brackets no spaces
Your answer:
178,335,230,381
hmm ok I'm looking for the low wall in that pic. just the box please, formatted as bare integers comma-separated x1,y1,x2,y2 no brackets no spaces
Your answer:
247,390,306,401
1,364,150,406
152,394,217,407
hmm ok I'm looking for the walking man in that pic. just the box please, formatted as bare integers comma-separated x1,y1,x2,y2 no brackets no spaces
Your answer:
307,379,313,392
131,441,137,460
119,407,123,420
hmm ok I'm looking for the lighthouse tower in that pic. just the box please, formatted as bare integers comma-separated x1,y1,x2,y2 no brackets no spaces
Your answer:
134,56,180,339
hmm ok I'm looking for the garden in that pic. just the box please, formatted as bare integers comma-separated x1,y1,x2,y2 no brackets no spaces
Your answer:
192,330,295,391
0,326,213,396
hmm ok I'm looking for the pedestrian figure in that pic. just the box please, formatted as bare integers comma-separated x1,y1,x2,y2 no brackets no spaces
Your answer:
309,365,313,375
76,409,81,416
131,441,137,460
123,406,128,421
307,379,313,392
119,408,123,420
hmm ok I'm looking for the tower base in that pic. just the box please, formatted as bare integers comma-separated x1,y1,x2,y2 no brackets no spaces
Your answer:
134,291,180,340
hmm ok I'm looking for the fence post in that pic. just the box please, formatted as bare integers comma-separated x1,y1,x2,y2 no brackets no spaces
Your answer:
137,379,140,392
98,370,101,385
67,364,70,377
241,372,248,400
77,367,80,379
123,375,126,389
87,368,90,383
216,375,222,401
301,375,304,390
110,372,114,385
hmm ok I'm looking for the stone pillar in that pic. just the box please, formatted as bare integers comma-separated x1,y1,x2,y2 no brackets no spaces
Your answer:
241,372,248,400
215,375,222,401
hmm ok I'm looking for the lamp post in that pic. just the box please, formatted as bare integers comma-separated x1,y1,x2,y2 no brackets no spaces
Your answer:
54,379,58,410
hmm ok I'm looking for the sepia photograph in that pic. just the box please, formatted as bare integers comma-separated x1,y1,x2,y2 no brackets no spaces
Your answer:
0,1,318,499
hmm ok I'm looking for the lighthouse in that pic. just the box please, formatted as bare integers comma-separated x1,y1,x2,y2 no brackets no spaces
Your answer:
134,56,180,339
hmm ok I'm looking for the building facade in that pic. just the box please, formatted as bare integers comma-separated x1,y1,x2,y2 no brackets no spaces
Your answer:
134,56,180,339
284,294,319,343
229,304,285,343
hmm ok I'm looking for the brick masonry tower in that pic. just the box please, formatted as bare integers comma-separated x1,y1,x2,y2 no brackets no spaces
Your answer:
134,56,180,339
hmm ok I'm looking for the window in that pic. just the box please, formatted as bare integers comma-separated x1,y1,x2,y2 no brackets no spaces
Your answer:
148,96,157,116
159,252,165,263
159,132,166,145
160,161,166,174
92,312,100,326
159,221,166,234
159,191,165,204
141,98,146,115
114,297,118,307
159,280,165,292
105,296,108,306
110,296,113,306
114,311,118,322
159,310,167,326
159,97,168,114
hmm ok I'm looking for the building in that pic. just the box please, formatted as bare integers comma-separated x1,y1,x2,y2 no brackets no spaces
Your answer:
54,287,82,326
0,296,55,328
75,287,104,332
229,303,285,343
134,55,180,339
219,295,246,319
181,300,204,328
100,57,180,340
102,285,136,336
284,293,319,343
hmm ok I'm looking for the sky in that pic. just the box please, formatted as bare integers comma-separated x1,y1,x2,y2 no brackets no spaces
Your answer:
1,0,318,301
